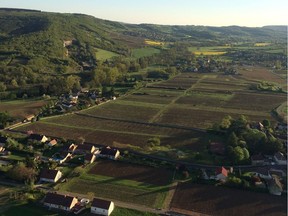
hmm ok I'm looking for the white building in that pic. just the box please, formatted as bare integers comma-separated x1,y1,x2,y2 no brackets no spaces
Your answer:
91,198,114,216
43,193,78,211
40,169,62,183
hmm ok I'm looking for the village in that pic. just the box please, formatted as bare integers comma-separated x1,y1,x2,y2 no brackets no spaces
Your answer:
0,116,287,216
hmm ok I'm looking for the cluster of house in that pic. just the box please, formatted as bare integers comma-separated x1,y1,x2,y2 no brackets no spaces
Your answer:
43,192,115,215
201,164,286,196
209,141,287,166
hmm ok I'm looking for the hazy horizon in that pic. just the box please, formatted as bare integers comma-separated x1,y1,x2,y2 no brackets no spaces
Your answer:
0,0,287,27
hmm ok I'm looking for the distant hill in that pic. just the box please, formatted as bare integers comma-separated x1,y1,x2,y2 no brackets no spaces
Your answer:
0,8,286,74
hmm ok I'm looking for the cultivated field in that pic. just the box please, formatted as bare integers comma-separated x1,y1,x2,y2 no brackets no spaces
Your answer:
15,70,287,160
170,183,287,216
59,162,172,207
0,99,48,120
95,48,119,60
88,161,172,186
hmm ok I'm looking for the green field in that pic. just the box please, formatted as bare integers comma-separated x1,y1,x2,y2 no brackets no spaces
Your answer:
95,48,119,60
111,207,159,216
188,46,229,55
131,47,161,58
1,203,61,216
58,164,170,208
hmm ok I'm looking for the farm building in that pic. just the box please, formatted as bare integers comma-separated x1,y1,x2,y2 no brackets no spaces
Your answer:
40,169,62,183
85,153,96,164
29,134,48,143
99,146,120,160
47,139,57,147
43,193,78,211
51,152,72,164
91,198,114,216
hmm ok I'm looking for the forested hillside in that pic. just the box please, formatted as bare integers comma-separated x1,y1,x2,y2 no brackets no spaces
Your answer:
0,8,286,99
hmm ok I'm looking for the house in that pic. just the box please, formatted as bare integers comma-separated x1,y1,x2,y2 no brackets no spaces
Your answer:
214,167,228,181
0,146,5,152
273,152,287,165
74,144,98,155
67,143,78,153
250,154,265,165
250,167,272,180
99,146,120,160
47,139,57,147
52,152,72,164
85,153,96,164
91,198,114,216
24,114,35,122
269,169,287,178
267,177,283,196
43,193,78,211
209,142,225,155
29,134,48,143
40,169,62,183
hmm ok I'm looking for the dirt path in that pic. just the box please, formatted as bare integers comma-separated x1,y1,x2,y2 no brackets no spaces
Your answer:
162,181,178,210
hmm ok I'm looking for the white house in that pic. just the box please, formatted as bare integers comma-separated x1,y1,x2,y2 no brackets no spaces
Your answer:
85,153,96,164
43,193,78,211
273,152,287,165
40,169,62,183
91,198,114,216
29,134,48,143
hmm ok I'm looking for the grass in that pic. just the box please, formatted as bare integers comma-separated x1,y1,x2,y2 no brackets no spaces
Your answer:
59,177,168,208
144,40,163,46
111,207,159,216
95,48,119,60
188,46,229,56
1,203,62,216
131,47,160,58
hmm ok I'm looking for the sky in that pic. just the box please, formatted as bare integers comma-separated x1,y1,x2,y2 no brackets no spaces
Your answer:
0,0,287,27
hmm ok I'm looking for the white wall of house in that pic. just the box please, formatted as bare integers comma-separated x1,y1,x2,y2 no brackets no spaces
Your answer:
91,202,114,216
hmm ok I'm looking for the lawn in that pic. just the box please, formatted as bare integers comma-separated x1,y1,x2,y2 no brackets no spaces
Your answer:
111,207,159,216
1,203,62,216
188,46,229,55
131,47,160,58
95,48,119,60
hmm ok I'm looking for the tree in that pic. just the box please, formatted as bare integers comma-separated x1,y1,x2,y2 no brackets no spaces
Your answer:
262,119,270,128
220,115,232,130
0,82,7,92
147,137,161,147
0,112,12,129
233,146,245,163
227,132,238,147
7,162,37,183
242,147,250,160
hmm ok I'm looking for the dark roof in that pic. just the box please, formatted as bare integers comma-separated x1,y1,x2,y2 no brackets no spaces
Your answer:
29,134,45,141
274,152,286,161
85,153,95,161
76,144,94,151
100,146,118,156
40,169,60,180
0,136,7,143
251,154,265,161
43,193,76,207
91,198,111,209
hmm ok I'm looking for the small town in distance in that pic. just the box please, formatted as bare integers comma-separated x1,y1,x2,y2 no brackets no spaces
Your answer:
0,4,287,216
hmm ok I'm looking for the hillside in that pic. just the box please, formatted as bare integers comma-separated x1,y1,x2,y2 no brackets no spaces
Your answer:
0,9,286,73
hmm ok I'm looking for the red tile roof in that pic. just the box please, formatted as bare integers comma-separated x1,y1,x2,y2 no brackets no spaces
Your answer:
216,167,228,177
